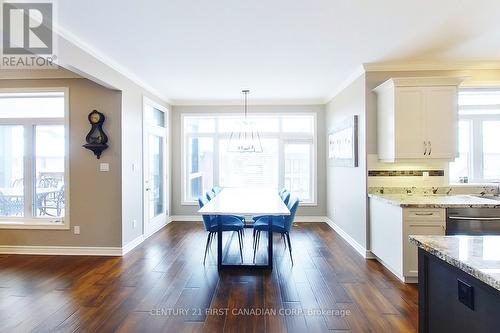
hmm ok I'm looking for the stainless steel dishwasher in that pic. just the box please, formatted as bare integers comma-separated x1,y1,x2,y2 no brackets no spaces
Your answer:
447,207,500,235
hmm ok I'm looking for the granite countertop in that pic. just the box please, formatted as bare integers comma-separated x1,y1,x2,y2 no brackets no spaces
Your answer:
409,235,500,291
368,194,500,208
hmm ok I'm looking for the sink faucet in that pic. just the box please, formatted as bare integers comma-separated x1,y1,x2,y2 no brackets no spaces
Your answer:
479,187,489,196
406,187,416,195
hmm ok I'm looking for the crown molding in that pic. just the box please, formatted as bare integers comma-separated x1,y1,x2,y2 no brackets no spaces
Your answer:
171,98,325,106
53,24,172,104
324,64,366,104
363,61,500,72
373,76,468,93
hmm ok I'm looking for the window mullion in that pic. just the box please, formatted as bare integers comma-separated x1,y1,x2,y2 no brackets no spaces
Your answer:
278,117,285,190
214,119,219,187
472,119,483,182
24,124,34,218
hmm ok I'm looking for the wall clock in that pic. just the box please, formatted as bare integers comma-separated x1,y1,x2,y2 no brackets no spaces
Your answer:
83,110,109,159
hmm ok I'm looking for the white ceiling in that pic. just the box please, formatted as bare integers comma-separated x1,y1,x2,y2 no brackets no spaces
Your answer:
58,0,500,104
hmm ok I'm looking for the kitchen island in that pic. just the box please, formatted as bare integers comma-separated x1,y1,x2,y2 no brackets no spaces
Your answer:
410,235,500,333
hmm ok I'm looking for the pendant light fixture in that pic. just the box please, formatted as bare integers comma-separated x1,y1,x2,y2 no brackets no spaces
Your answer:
227,90,263,153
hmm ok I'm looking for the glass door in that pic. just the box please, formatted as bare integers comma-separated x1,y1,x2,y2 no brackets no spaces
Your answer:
143,99,168,237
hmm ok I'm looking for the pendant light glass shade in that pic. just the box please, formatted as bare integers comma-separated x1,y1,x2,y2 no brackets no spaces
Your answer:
227,90,263,153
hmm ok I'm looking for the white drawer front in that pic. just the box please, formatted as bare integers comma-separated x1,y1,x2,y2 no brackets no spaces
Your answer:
404,208,445,222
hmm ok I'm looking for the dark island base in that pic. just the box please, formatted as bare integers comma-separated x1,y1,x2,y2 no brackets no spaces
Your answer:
418,248,500,333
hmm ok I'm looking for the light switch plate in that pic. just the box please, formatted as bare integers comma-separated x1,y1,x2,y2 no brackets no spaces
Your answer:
99,163,110,172
74,226,80,235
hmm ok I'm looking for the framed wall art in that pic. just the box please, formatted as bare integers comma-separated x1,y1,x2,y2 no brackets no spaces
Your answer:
328,115,358,167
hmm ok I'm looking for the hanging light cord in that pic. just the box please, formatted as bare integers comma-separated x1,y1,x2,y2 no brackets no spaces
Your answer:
242,89,249,118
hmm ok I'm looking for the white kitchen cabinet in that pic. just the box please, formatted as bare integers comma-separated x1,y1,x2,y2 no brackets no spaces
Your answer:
369,199,445,283
373,77,464,162
402,209,446,279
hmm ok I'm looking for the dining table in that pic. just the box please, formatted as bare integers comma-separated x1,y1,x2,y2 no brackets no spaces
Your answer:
198,187,290,270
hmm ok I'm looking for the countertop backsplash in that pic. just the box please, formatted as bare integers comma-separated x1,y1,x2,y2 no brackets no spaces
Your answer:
368,185,500,196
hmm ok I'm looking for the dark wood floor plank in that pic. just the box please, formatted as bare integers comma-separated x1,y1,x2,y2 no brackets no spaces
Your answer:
0,222,418,333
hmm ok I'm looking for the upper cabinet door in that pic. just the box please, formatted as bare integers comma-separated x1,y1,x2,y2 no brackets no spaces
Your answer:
373,77,464,162
424,86,458,159
394,87,426,159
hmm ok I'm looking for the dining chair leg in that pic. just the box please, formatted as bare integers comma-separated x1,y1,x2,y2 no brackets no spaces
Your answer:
210,231,216,249
282,233,287,250
257,230,261,253
285,232,293,265
253,230,260,263
237,230,244,263
203,232,212,265
252,228,256,249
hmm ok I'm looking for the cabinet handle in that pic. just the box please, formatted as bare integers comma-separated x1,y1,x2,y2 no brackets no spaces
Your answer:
410,224,441,227
423,141,427,155
414,213,434,216
428,141,432,155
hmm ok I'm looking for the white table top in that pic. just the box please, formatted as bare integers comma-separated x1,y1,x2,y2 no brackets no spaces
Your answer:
198,188,290,216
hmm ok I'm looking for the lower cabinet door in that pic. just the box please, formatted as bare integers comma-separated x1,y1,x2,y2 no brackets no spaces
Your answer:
404,222,445,277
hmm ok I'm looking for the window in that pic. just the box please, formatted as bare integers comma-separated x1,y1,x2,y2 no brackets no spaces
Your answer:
0,90,68,228
182,114,316,204
450,89,500,183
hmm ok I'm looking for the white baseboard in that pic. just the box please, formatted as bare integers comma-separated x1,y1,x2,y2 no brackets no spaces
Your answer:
370,252,417,283
0,217,173,257
122,217,172,255
171,215,202,222
0,245,122,256
122,235,145,255
0,216,373,258
294,216,326,222
324,217,373,259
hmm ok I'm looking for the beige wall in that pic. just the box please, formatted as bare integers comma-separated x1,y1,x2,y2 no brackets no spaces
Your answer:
325,74,368,249
0,77,122,247
171,104,327,217
56,34,170,246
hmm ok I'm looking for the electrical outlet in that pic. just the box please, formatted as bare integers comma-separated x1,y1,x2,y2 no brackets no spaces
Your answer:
133,220,137,229
74,226,80,235
99,163,110,172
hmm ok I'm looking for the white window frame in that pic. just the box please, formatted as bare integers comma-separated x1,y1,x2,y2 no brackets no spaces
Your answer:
181,112,317,206
0,87,70,230
452,88,500,184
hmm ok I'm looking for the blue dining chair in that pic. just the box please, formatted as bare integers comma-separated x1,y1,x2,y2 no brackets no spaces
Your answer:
198,196,245,264
206,190,216,201
252,195,299,265
252,191,290,223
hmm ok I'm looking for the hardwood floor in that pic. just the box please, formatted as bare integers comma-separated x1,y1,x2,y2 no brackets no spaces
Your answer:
0,222,418,332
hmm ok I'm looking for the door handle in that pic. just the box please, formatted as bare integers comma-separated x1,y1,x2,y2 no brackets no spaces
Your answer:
449,216,500,221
